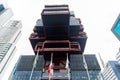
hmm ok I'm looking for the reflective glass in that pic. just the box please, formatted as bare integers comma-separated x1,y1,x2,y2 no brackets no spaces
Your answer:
114,19,120,36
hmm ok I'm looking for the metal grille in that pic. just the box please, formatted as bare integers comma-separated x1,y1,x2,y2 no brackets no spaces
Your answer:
0,43,11,62
0,20,21,43
71,70,100,80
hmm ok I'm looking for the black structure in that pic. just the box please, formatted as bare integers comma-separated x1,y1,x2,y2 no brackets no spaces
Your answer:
29,5,87,55
10,5,101,80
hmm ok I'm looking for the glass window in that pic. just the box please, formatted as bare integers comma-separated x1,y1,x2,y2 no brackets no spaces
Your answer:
114,19,120,36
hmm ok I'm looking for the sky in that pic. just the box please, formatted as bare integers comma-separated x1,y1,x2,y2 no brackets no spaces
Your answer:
2,0,120,79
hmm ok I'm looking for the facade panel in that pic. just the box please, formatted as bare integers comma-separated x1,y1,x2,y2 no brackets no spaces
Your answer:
111,14,120,41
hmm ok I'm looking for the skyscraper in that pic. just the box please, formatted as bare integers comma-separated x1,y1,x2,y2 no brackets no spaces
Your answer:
101,48,120,80
0,3,22,78
9,4,101,80
101,13,120,80
102,61,120,80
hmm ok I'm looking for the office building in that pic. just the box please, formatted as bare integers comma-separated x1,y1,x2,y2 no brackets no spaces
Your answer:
102,14,120,80
102,61,120,80
9,54,101,80
9,55,44,80
10,5,101,80
0,3,22,78
111,14,120,41
70,54,101,80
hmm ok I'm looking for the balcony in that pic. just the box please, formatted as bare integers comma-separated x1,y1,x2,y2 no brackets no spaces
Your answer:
34,40,81,54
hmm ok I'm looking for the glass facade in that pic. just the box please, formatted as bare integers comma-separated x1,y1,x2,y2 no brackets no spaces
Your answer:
11,71,42,80
70,54,101,70
71,71,99,80
42,71,69,79
70,55,101,80
102,61,120,80
0,4,4,12
114,18,120,36
89,70,100,80
111,14,120,41
9,55,44,80
71,71,89,80
10,55,101,80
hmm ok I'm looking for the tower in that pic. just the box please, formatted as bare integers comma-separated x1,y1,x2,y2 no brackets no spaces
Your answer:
0,3,22,78
9,5,101,80
101,13,120,80
29,5,87,79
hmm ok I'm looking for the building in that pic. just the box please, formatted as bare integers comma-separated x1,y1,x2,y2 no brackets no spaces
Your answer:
111,14,120,41
101,14,120,80
9,54,101,80
0,3,22,78
9,55,44,80
9,4,101,80
102,61,120,80
70,54,101,80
